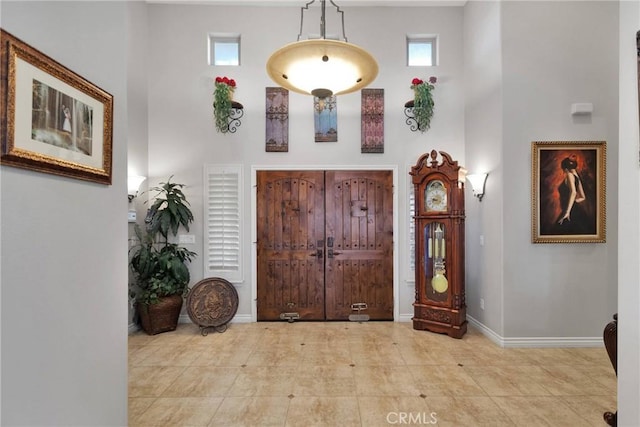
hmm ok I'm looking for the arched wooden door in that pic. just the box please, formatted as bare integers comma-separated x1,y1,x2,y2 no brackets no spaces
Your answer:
257,170,393,321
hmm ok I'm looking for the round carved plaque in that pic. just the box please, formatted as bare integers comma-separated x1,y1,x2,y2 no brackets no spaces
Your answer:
186,277,239,328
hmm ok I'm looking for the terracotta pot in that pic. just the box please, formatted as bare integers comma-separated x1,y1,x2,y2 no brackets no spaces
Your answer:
137,294,183,335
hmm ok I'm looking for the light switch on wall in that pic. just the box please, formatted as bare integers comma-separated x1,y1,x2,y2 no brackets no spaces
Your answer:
179,234,196,244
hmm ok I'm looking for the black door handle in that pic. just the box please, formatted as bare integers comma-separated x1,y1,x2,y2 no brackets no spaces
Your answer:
309,249,323,258
328,249,342,258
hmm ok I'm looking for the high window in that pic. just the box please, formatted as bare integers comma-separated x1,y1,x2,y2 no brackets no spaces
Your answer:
208,34,240,66
407,35,437,67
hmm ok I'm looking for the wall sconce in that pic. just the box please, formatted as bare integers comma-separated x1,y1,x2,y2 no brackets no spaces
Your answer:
128,175,146,202
466,173,487,201
457,167,468,188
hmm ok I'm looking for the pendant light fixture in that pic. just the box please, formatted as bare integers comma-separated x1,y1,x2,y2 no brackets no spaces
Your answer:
266,0,378,99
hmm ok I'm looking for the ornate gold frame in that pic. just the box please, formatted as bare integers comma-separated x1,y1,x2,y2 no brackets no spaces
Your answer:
532,141,606,243
1,29,113,184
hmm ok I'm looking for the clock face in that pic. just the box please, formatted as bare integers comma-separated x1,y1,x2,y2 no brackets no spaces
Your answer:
425,180,447,212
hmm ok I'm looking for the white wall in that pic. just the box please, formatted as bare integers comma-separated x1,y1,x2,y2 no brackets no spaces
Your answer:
144,4,466,320
500,1,619,339
617,1,640,425
0,2,128,425
127,1,150,328
463,0,504,335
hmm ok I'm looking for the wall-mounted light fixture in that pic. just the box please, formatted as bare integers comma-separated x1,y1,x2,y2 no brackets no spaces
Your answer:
128,175,146,202
266,0,378,98
457,167,468,188
466,173,487,202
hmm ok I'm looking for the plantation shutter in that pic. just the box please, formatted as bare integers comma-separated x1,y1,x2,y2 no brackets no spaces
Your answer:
204,165,243,283
408,185,416,278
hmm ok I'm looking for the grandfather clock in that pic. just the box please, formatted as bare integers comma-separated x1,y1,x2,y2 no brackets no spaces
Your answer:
410,150,467,338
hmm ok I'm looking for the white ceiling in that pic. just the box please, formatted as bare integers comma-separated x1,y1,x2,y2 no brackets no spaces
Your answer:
147,0,466,7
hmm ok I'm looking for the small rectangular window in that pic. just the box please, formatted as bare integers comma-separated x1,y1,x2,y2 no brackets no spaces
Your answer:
208,34,240,66
407,35,437,67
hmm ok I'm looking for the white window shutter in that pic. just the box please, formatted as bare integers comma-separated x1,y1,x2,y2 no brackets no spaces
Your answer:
408,186,416,276
204,165,243,283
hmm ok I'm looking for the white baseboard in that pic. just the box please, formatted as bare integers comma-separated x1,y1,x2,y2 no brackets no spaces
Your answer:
466,315,504,346
179,313,254,324
135,313,601,347
129,314,250,334
135,313,604,348
230,314,253,323
128,322,140,334
467,315,603,348
502,336,603,348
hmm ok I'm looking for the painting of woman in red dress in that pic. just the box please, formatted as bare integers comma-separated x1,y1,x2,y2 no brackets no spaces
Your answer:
533,141,605,243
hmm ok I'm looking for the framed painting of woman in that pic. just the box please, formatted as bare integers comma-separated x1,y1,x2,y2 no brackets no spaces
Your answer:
532,141,606,243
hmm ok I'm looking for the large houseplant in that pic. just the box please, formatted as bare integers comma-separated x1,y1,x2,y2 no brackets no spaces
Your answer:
129,177,196,335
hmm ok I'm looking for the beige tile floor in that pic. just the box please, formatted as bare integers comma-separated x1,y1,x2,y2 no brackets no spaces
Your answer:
129,321,616,426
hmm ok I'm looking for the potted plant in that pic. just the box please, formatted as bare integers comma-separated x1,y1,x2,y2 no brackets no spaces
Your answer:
129,177,197,335
213,76,237,133
409,76,437,132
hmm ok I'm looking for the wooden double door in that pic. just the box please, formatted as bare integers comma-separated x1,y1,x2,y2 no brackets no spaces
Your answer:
257,170,394,321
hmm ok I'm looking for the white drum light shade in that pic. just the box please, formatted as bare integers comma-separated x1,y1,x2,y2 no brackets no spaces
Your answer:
266,39,378,98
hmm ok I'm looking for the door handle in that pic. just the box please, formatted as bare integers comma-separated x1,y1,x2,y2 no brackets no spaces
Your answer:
328,249,342,258
309,249,323,258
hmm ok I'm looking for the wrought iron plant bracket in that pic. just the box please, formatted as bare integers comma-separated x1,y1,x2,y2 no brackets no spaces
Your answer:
404,100,422,132
226,101,244,134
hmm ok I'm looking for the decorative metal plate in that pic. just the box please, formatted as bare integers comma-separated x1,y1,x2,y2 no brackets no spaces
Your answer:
186,277,239,329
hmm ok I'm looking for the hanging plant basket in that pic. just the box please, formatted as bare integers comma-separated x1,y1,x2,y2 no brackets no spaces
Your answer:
213,76,240,134
406,76,437,132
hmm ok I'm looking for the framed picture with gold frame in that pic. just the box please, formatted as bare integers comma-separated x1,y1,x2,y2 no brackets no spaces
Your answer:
532,141,606,243
1,29,113,184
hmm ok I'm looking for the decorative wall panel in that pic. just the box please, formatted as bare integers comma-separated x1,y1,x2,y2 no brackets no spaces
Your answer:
266,87,288,152
314,96,337,142
361,88,384,153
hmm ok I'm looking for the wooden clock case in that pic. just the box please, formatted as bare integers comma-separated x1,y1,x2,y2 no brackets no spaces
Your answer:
410,150,467,338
